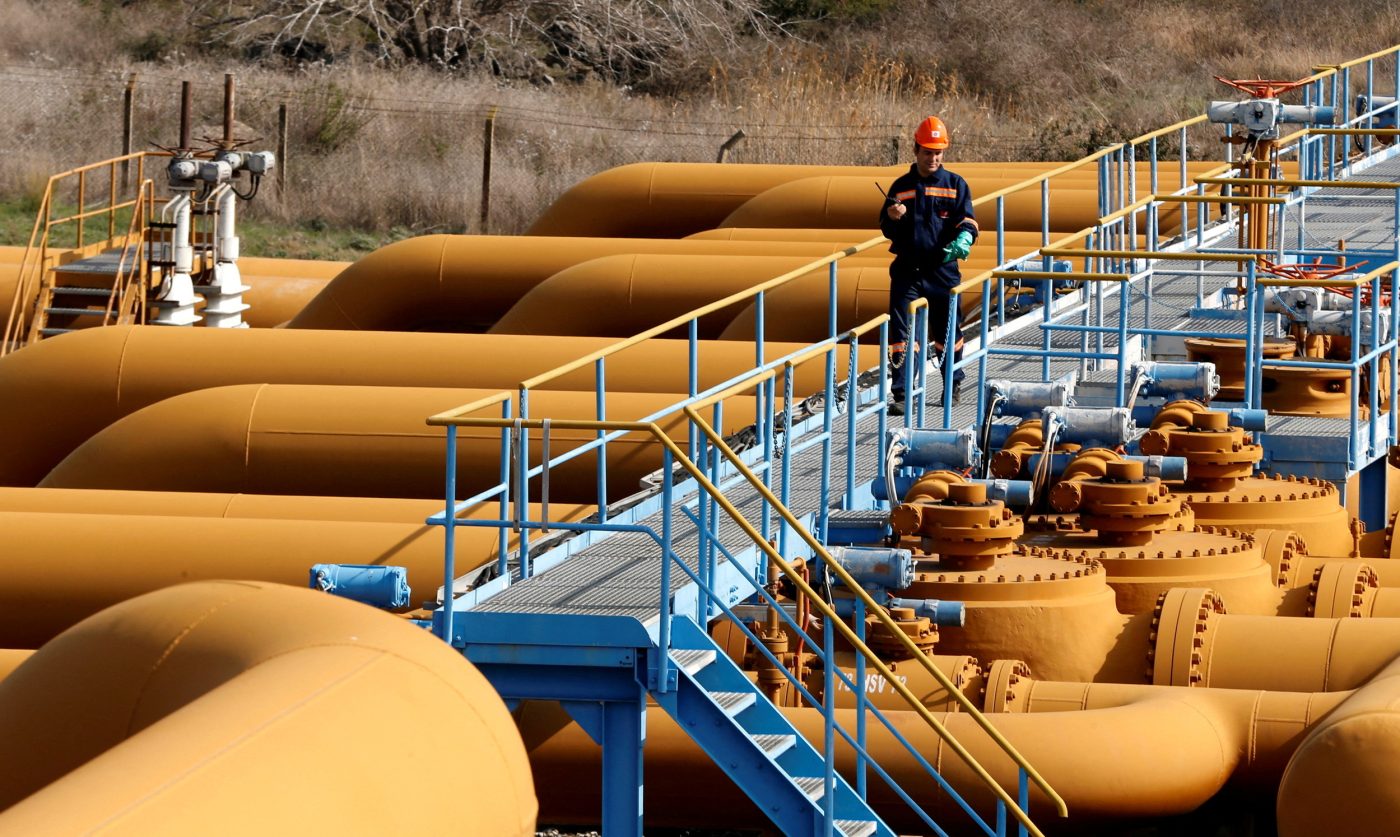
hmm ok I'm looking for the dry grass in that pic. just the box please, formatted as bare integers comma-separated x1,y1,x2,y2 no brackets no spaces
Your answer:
1,0,1399,244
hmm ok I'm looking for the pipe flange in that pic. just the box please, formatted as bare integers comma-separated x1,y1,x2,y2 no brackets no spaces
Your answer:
865,607,939,657
1079,461,1182,543
1148,587,1226,686
983,659,1033,713
1257,529,1308,588
913,483,1025,568
1307,562,1379,619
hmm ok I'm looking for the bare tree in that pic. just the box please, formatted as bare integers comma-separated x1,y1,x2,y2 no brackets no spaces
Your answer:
194,0,785,88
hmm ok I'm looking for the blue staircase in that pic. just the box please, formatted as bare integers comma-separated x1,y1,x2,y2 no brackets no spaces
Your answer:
656,618,890,837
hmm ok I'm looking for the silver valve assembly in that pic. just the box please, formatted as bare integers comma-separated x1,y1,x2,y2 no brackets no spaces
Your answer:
1207,98,1335,140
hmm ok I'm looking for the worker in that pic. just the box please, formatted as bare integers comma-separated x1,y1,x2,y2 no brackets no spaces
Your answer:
880,115,979,414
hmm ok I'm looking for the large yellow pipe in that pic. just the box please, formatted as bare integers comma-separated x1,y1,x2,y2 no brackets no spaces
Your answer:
489,254,889,339
285,234,892,332
0,325,824,487
38,384,757,501
1276,655,1400,835
0,581,536,834
0,509,511,647
526,161,1225,238
518,675,1329,832
720,176,1108,233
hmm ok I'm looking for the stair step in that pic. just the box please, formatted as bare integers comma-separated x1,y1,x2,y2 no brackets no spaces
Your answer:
836,820,877,837
51,287,115,298
44,307,108,318
793,775,827,800
670,648,716,676
710,690,755,717
750,733,796,759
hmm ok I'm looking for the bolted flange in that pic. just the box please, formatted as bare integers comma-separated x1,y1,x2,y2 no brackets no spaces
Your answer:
1078,460,1183,545
1148,587,1226,686
895,482,1024,572
983,659,1034,713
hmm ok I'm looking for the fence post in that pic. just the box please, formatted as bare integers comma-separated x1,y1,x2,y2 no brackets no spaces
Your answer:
121,73,137,187
276,101,288,192
889,135,899,165
480,105,498,234
717,129,746,163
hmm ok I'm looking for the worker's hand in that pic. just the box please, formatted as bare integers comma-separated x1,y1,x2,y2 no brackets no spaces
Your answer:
886,201,907,221
942,230,973,262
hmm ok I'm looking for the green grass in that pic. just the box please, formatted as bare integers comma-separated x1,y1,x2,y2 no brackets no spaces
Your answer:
0,196,394,263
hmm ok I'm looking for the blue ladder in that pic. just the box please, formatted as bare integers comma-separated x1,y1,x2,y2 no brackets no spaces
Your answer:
652,617,891,837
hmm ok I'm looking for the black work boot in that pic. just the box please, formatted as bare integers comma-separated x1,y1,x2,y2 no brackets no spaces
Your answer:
937,380,962,407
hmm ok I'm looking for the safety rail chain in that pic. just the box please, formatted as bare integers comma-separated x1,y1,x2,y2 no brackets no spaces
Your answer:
1,151,168,356
426,407,1067,837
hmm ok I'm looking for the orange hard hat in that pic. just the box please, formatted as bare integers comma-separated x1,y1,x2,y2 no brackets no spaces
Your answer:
914,116,950,150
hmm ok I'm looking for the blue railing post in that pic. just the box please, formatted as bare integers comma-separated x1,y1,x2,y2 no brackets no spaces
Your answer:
915,303,928,428
845,335,859,509
441,423,458,645
822,574,837,837
497,399,512,578
595,358,609,524
903,301,918,426
820,336,836,543
657,447,674,690
688,319,699,461
943,291,958,428
877,322,889,506
516,388,532,579
1019,768,1030,837
854,596,868,800
996,197,1007,327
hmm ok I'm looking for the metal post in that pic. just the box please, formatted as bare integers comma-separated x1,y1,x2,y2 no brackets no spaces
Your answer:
480,105,498,234
601,693,646,837
717,129,746,164
854,597,868,799
596,358,609,522
516,389,532,579
497,401,511,578
689,319,699,461
121,74,136,188
845,335,858,509
276,101,288,192
943,292,958,428
441,424,458,646
658,448,674,677
780,366,795,555
822,584,837,837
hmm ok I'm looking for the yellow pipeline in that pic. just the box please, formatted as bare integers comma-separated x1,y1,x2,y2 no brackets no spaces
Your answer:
489,254,889,339
0,509,515,647
527,161,1224,238
286,234,891,332
519,676,1334,833
0,325,826,487
0,581,536,834
1277,655,1400,835
38,384,758,502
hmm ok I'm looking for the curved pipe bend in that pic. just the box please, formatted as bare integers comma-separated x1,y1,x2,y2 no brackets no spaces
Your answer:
0,580,536,834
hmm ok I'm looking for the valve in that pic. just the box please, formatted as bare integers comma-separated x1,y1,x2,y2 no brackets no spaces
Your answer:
828,546,914,590
309,563,411,610
1044,406,1135,448
987,375,1076,418
1207,77,1334,141
1131,361,1220,402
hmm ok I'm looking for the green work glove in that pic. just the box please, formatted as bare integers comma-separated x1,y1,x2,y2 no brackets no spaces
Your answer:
942,230,974,263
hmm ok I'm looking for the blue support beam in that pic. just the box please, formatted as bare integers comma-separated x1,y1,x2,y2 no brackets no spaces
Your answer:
1360,454,1390,532
601,688,647,837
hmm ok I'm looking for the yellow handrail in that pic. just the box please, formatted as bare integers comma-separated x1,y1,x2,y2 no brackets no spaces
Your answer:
429,409,1066,832
104,179,157,326
1,151,163,355
1196,176,1400,188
